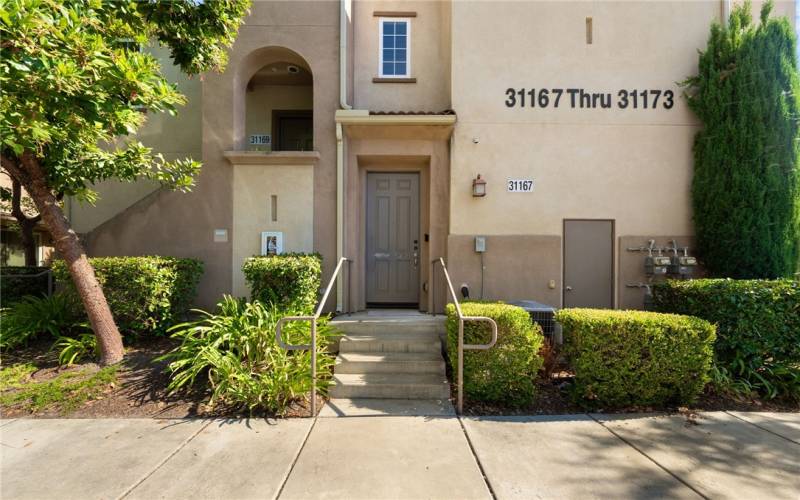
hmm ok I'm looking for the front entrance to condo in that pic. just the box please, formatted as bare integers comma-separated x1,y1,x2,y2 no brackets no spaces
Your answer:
365,172,420,306
563,219,614,308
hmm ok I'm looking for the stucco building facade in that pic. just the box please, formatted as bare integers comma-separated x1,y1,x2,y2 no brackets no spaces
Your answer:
67,0,798,311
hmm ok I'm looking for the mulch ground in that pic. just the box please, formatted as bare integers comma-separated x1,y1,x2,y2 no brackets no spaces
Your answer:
456,368,799,416
3,340,797,418
1,338,320,419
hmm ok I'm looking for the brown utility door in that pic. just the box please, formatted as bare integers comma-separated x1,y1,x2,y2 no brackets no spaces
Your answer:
366,172,420,305
563,219,614,308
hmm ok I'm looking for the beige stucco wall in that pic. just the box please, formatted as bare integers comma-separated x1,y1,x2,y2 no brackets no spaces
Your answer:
444,0,730,307
352,0,451,111
245,85,313,149
231,162,315,298
70,44,202,234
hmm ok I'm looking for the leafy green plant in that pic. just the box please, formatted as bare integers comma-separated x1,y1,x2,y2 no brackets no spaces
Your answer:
445,301,544,407
556,308,716,409
682,0,800,279
54,334,99,366
0,293,82,349
52,256,204,336
653,278,800,401
159,296,335,414
242,254,322,314
0,364,117,414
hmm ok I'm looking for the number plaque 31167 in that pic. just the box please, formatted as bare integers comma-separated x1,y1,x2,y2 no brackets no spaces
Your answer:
507,179,534,192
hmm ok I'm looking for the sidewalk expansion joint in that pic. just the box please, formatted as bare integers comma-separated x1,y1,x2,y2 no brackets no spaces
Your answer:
116,420,212,500
724,411,800,445
275,414,318,500
587,414,708,500
457,416,498,500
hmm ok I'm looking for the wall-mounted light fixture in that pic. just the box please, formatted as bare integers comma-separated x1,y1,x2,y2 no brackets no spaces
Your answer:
472,174,487,197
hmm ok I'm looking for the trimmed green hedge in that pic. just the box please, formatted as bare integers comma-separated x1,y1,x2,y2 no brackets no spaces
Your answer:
556,308,716,408
53,256,203,335
242,253,322,313
446,301,544,407
1,266,50,305
653,279,800,400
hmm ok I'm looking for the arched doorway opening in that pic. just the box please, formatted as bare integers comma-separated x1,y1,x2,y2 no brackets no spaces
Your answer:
243,49,313,152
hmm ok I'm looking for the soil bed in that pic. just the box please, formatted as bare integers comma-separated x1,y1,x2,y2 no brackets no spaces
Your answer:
455,370,799,416
1,338,321,419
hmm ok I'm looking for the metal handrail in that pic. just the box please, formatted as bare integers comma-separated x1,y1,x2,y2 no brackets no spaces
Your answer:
275,257,352,417
431,257,498,414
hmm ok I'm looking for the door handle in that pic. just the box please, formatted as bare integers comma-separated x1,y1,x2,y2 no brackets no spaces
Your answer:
413,252,418,268
565,286,573,291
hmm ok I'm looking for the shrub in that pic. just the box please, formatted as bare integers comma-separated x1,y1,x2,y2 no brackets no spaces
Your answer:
160,296,335,414
556,308,716,409
445,301,544,407
1,266,51,305
242,253,322,313
52,256,203,336
682,1,800,278
652,279,800,400
0,293,83,349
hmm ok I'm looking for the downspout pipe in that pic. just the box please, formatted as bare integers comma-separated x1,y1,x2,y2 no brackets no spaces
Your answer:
340,0,352,111
722,0,731,23
336,0,351,310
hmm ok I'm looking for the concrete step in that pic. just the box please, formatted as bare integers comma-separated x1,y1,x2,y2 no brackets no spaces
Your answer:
338,334,442,354
330,373,451,400
335,352,446,374
331,315,445,337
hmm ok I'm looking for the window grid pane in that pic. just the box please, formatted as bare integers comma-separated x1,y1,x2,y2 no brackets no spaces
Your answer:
381,20,408,76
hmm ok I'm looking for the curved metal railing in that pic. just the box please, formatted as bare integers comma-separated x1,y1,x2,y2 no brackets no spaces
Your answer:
275,257,352,417
431,257,498,414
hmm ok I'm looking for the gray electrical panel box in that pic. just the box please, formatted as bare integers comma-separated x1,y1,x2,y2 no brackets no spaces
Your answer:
475,236,486,252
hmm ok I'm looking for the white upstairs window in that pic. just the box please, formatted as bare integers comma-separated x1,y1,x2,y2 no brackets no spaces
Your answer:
379,18,410,77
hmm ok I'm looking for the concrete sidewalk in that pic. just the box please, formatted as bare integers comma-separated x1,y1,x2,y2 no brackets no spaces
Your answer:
1,411,798,500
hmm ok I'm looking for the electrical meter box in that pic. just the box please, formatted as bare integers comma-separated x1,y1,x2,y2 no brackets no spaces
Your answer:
475,236,486,253
645,255,670,276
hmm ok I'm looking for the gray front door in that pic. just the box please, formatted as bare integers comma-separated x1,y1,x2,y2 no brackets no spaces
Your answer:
366,172,420,305
563,219,614,308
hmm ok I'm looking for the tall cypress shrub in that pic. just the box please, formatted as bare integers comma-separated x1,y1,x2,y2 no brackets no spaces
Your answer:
683,0,800,278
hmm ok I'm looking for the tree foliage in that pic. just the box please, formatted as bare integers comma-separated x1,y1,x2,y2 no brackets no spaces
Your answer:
0,0,250,201
0,0,250,364
682,0,800,278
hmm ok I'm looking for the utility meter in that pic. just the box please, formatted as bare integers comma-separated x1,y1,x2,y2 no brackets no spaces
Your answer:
645,254,670,276
669,248,697,277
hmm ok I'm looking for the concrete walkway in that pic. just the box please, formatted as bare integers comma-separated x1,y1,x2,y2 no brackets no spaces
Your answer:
1,411,798,500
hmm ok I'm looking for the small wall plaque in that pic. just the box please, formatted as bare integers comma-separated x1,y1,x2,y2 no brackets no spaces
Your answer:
507,179,534,192
249,134,271,146
213,229,228,243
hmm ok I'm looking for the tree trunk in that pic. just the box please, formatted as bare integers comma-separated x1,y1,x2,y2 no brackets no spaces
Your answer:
3,154,125,365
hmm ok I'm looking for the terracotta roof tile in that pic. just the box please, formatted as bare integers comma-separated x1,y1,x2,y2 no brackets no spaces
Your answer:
368,109,455,116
